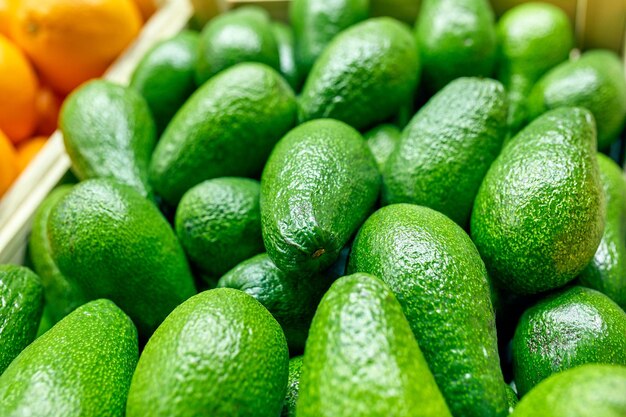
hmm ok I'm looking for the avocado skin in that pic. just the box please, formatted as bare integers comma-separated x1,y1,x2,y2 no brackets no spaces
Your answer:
297,272,452,417
60,80,156,199
217,253,329,354
471,107,604,294
272,22,302,91
299,17,420,130
130,30,199,135
348,204,507,417
261,119,380,275
512,286,626,396
0,299,138,417
579,154,626,309
364,124,401,173
176,178,264,281
48,179,196,338
415,0,497,93
29,185,87,324
505,384,518,414
528,50,626,149
290,0,368,76
150,63,297,205
281,355,303,417
0,265,44,374
510,364,626,417
496,3,574,135
195,6,279,85
126,288,289,417
383,77,508,227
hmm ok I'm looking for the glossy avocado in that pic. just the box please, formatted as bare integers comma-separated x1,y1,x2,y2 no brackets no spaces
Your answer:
512,286,626,396
0,265,43,373
471,107,604,294
60,80,156,199
297,273,452,417
48,179,196,337
261,119,380,275
415,0,497,93
126,288,289,417
150,63,297,205
0,299,138,417
383,77,508,227
505,384,518,414
348,204,508,417
364,124,401,173
281,355,303,417
299,17,420,130
272,22,302,91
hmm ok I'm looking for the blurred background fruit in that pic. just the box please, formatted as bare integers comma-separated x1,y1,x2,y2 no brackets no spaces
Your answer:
0,129,17,196
35,84,62,137
133,0,157,22
16,137,47,174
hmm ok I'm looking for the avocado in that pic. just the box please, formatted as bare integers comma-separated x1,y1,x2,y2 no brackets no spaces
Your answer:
364,124,401,173
195,6,280,85
0,265,43,373
471,107,604,294
29,185,87,324
126,288,289,417
272,22,302,91
48,179,196,337
505,384,518,414
35,305,53,338
496,3,574,135
0,299,138,417
579,154,626,309
261,119,380,274
299,17,420,130
510,364,626,417
281,355,303,417
176,177,264,281
290,0,368,76
383,77,508,227
512,286,626,396
150,63,297,205
60,80,156,199
348,204,507,417
528,50,626,149
217,253,330,353
130,30,199,135
415,0,497,93
297,273,452,417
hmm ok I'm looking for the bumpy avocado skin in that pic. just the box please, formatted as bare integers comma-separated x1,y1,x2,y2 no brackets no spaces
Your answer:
297,273,452,417
348,204,508,417
364,124,401,173
512,286,626,396
281,355,303,417
471,107,604,294
383,77,508,227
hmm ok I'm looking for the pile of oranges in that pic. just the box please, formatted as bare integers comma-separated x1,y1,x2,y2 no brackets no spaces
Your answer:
0,0,155,197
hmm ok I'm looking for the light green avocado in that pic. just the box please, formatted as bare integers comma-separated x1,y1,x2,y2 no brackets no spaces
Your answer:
272,22,302,91
364,124,401,173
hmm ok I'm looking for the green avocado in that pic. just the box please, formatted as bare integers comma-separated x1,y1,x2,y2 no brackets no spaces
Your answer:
281,355,303,417
0,265,43,373
60,80,156,199
297,273,452,417
0,299,138,417
126,288,289,417
261,119,380,275
48,179,196,337
512,286,626,396
471,107,604,294
510,364,626,417
348,204,507,417
528,50,626,149
383,77,508,227
290,0,368,76
150,62,297,205
299,17,420,130
217,253,330,353
579,154,626,309
415,0,497,93
505,384,518,414
364,124,401,173
272,22,302,91
176,177,264,281
130,30,199,135
195,6,280,85
496,3,574,135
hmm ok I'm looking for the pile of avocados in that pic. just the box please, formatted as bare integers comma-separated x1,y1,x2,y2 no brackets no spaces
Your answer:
2,0,626,416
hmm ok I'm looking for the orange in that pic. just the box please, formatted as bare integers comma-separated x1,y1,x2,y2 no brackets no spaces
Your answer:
0,0,10,37
0,129,17,196
0,34,38,143
16,135,47,173
133,0,157,22
9,0,142,95
35,84,61,136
